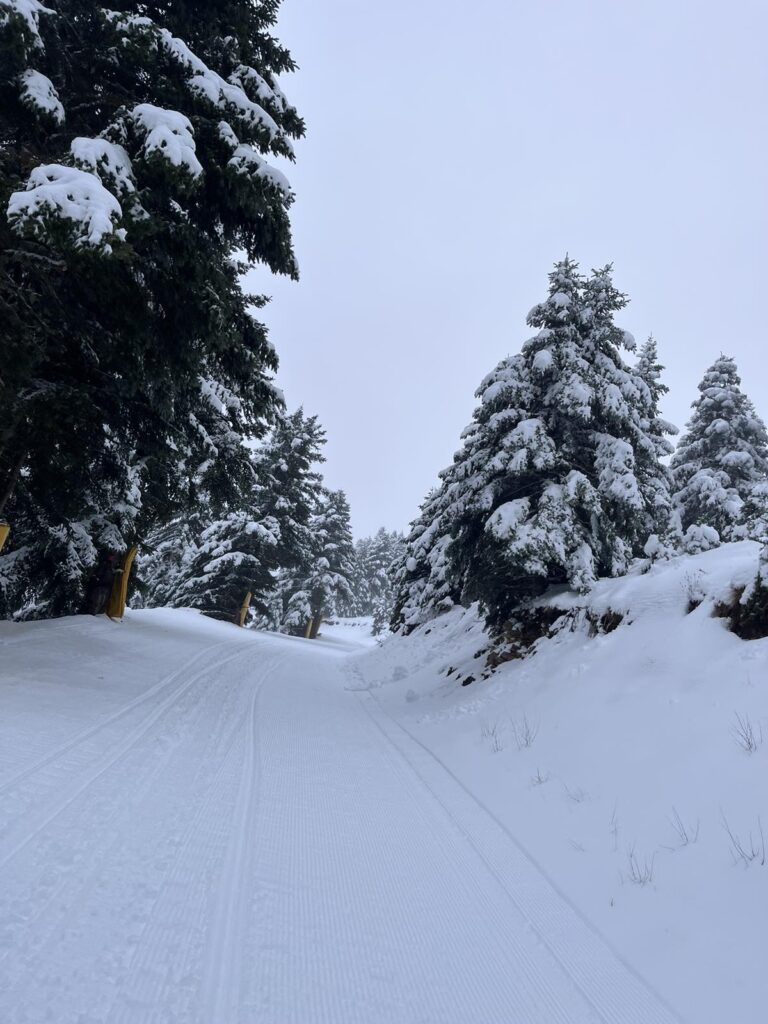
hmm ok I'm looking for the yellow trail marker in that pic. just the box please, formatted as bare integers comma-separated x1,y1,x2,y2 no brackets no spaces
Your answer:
238,591,252,627
0,522,9,554
304,617,314,639
106,545,138,620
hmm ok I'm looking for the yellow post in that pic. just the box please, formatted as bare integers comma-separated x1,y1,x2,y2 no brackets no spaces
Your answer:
0,522,9,554
238,591,252,627
304,617,314,639
106,545,138,620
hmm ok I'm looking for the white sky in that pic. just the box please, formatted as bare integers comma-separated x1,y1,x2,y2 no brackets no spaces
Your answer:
249,0,768,538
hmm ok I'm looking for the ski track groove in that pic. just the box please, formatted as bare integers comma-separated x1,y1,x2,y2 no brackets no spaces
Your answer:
1,624,686,1024
0,646,271,1023
0,638,237,797
107,654,281,1024
0,659,247,1011
197,655,275,1023
0,642,255,871
248,649,598,1024
358,687,682,1024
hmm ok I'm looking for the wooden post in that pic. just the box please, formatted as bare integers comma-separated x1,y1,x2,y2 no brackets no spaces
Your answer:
238,591,252,627
304,617,314,639
0,522,9,554
106,545,138,620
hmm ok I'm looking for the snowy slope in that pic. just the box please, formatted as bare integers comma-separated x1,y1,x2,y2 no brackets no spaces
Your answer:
349,541,768,1024
0,545,764,1023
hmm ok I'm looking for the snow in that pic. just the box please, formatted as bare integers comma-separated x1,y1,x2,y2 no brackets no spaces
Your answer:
18,68,64,124
0,0,53,49
354,541,768,1024
1,542,765,1021
228,142,292,195
532,347,553,372
7,163,124,250
485,497,531,539
160,32,281,140
219,121,291,194
71,136,135,197
107,12,283,143
131,103,203,179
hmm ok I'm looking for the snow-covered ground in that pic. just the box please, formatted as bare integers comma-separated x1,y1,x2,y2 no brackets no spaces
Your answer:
349,541,768,1024
0,543,765,1022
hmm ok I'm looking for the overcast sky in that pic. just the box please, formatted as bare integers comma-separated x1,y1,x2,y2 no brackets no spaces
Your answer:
249,0,768,538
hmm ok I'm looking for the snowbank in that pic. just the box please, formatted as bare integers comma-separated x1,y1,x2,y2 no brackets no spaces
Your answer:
348,542,768,1023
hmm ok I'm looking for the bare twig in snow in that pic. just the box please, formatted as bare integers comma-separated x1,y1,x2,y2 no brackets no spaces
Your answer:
667,807,700,848
721,812,766,867
480,719,505,753
626,845,656,886
511,713,539,750
609,804,620,852
563,783,588,804
732,712,763,754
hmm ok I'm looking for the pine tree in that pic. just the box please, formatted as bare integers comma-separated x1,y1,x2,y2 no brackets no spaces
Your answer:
0,0,303,618
254,410,327,574
671,356,768,540
390,478,467,633
350,528,404,632
349,535,373,615
633,335,680,558
141,408,326,624
394,259,675,635
281,489,355,637
368,529,405,634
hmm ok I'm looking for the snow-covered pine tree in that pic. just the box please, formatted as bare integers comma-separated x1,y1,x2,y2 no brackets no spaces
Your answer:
349,536,373,616
254,410,327,575
281,489,355,637
0,0,302,617
635,336,678,465
350,528,404,631
141,408,327,624
670,356,768,540
633,335,681,558
394,258,675,635
368,529,405,634
390,469,471,634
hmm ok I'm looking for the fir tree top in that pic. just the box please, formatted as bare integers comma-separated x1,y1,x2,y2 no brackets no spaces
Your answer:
671,355,768,536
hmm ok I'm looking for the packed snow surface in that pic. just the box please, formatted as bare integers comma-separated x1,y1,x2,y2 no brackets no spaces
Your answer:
1,543,765,1022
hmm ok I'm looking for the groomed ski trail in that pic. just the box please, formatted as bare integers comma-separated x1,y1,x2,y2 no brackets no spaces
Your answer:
0,611,682,1023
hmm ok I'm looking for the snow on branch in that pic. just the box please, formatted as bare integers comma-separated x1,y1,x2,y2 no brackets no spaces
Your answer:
104,10,284,145
200,378,244,419
7,164,124,252
71,137,136,198
18,68,64,124
230,64,289,113
131,103,203,180
0,0,54,50
218,122,291,196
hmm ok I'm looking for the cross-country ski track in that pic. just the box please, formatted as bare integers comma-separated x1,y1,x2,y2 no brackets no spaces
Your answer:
0,610,682,1023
